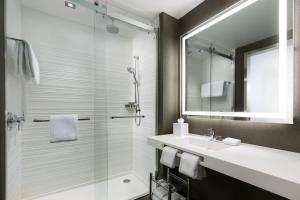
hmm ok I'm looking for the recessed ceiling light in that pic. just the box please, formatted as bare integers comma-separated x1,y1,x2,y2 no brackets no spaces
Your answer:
65,1,76,9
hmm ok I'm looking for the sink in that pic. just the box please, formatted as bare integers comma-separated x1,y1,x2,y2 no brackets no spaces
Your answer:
174,135,230,151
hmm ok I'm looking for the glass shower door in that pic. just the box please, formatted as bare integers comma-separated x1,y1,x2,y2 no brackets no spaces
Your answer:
94,12,157,200
5,1,109,200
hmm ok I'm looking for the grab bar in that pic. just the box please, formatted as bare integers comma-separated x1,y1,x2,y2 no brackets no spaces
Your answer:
33,117,90,122
110,115,145,119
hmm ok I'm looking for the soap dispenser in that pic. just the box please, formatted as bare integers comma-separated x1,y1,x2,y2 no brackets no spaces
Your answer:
173,118,189,136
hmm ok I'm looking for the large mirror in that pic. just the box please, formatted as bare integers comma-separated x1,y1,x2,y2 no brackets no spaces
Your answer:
181,0,294,123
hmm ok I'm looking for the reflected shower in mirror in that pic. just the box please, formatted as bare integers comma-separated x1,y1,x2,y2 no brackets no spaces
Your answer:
181,0,294,123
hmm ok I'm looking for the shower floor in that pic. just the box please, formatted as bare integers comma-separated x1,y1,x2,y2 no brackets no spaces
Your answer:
33,173,148,200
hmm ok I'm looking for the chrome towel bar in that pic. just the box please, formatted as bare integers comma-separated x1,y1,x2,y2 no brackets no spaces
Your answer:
110,115,145,119
33,117,90,122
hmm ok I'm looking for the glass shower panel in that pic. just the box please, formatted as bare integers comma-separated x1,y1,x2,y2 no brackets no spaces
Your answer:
185,39,212,112
210,47,235,112
185,37,234,114
94,13,157,200
5,1,109,200
93,13,109,200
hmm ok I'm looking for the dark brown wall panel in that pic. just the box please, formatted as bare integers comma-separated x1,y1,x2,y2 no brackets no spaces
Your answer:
159,0,300,199
0,0,5,199
158,13,180,135
157,13,180,178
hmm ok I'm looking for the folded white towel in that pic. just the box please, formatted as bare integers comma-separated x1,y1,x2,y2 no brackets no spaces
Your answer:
49,115,78,143
153,186,168,200
160,146,179,168
223,137,241,146
179,153,206,180
201,81,225,98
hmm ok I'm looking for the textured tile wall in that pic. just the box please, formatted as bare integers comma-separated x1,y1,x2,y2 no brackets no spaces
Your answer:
16,7,157,200
21,8,96,199
132,33,157,184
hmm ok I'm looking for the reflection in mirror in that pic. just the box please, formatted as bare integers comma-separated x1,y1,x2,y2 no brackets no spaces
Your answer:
182,0,294,123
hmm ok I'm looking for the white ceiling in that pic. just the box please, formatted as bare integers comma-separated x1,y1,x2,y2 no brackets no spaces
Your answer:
105,0,205,20
21,0,150,38
21,0,205,38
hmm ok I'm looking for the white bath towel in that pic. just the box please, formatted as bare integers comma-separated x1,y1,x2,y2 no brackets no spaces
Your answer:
49,115,78,143
15,40,40,85
179,153,206,180
201,81,225,97
160,146,179,168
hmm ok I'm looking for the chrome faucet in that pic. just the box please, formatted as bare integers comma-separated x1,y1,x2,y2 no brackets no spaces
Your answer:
207,128,215,141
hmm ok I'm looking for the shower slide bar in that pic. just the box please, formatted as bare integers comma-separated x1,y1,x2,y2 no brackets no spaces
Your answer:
110,115,145,119
33,117,90,122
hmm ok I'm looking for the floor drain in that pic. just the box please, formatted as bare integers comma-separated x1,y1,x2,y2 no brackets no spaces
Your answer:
123,179,131,183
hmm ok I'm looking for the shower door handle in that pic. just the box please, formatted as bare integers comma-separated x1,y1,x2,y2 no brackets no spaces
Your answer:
6,112,25,131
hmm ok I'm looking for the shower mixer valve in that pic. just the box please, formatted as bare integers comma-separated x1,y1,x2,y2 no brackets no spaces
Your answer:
125,102,139,111
6,112,25,131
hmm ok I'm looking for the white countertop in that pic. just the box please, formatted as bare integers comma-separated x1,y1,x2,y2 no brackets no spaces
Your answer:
148,134,300,200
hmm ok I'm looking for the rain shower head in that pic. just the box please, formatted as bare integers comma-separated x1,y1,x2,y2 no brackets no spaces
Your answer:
106,19,119,34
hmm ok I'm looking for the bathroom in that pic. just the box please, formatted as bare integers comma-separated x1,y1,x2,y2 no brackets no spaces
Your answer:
1,0,299,200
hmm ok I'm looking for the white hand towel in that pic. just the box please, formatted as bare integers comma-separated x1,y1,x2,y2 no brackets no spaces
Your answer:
223,137,241,146
201,81,225,97
49,115,78,143
15,40,40,85
201,82,210,98
160,146,179,168
211,81,225,97
179,153,206,180
24,41,40,84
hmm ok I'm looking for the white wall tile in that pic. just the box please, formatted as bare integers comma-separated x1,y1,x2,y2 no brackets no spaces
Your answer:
132,33,157,184
21,8,96,199
10,7,158,200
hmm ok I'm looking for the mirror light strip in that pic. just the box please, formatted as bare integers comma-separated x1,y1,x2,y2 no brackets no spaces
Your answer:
278,0,288,116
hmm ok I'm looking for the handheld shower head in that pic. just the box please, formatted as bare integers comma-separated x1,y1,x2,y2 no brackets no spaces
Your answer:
127,67,136,75
127,67,139,85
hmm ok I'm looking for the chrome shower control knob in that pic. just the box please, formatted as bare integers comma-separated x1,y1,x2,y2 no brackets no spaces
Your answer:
6,112,25,131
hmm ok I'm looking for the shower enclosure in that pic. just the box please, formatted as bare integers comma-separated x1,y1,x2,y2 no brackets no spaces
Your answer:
5,0,157,200
186,38,234,113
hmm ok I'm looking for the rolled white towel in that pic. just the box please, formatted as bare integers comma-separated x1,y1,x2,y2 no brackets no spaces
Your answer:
160,146,179,168
223,137,241,146
153,186,168,200
179,152,206,180
162,192,186,200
